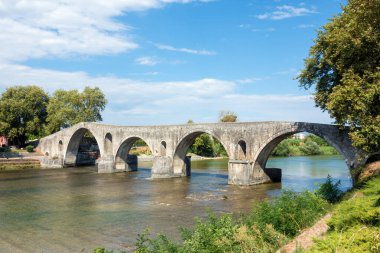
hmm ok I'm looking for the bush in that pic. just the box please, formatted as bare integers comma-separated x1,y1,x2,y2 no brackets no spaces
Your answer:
105,190,329,253
272,141,290,156
134,211,287,253
245,190,328,237
315,175,343,203
0,146,10,152
299,139,321,155
25,145,34,152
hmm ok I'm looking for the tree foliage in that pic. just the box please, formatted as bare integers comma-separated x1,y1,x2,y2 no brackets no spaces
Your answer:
0,86,49,146
219,111,237,123
46,87,107,134
272,134,338,157
298,0,380,152
186,119,228,157
191,133,214,157
315,175,343,203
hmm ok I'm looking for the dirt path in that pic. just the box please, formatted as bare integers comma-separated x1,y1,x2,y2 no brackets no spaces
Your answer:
276,213,331,253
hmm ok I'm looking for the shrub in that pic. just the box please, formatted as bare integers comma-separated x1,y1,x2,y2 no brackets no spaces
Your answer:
245,190,328,237
107,190,329,253
134,211,288,253
25,145,34,152
315,175,343,203
0,146,10,152
135,230,179,253
299,139,321,155
272,141,290,156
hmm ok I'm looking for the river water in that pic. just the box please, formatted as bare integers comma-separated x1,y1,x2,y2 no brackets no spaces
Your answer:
0,155,351,252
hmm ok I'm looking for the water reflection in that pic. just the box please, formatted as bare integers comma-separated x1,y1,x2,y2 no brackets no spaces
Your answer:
0,155,350,252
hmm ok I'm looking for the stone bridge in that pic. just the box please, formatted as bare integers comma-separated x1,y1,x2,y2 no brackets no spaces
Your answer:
37,121,369,185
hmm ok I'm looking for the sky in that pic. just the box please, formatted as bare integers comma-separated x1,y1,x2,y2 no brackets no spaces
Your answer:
0,0,347,126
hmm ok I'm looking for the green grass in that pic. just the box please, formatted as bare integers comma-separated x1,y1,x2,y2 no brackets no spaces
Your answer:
307,176,380,253
0,164,40,170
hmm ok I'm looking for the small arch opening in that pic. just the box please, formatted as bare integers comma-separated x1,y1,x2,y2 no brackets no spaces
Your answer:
160,141,167,156
237,140,247,160
58,140,63,152
105,133,113,156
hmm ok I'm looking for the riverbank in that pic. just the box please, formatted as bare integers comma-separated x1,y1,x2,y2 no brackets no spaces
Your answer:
0,152,42,170
96,161,379,253
306,174,380,252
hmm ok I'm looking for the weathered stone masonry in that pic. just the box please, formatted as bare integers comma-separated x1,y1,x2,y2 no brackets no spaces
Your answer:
37,121,369,185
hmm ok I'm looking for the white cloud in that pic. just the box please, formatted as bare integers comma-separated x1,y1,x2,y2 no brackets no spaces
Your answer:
275,68,297,75
0,63,331,125
0,0,210,63
251,27,276,32
155,43,216,55
135,56,161,66
297,24,315,29
256,5,317,20
237,77,266,84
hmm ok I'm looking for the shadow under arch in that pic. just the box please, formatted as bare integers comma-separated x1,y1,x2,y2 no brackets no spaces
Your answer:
64,128,101,166
365,152,380,164
115,136,153,171
253,128,351,179
173,130,230,176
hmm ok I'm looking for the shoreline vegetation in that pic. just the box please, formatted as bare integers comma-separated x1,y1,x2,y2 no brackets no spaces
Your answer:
95,165,380,253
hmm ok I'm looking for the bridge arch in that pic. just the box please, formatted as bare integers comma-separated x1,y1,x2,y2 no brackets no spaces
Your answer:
160,141,167,156
173,129,231,175
64,127,102,166
253,127,350,174
115,136,153,171
237,140,247,160
104,133,113,156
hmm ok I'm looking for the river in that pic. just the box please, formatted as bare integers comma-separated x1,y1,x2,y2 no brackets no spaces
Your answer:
0,155,351,252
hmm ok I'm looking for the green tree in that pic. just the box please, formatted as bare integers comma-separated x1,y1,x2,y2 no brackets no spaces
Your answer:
272,141,290,156
219,111,237,123
46,87,107,133
298,0,380,152
305,134,329,147
0,86,49,146
300,139,321,156
192,133,214,157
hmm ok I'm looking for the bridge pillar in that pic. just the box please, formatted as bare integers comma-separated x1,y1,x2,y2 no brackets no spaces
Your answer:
151,156,174,178
228,160,273,185
228,160,254,185
40,155,64,169
98,156,114,173
126,155,138,171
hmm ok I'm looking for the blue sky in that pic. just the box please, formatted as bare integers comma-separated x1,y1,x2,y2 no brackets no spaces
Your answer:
0,0,346,125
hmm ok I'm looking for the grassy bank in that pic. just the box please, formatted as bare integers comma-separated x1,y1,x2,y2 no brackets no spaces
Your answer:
306,175,380,253
0,163,40,171
95,172,380,253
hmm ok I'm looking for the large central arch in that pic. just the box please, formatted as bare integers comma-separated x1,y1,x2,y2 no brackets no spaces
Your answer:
173,130,230,176
115,136,152,171
64,128,102,166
